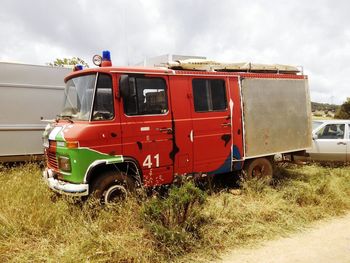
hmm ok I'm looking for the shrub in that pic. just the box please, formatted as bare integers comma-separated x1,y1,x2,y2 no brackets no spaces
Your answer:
141,182,207,256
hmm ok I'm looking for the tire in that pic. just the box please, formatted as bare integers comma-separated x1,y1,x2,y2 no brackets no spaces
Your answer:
91,170,136,204
243,157,273,182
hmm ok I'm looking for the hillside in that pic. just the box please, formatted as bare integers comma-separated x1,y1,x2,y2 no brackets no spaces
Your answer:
311,101,339,112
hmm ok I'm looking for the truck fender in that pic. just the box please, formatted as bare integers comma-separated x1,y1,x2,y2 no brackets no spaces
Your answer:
84,158,142,186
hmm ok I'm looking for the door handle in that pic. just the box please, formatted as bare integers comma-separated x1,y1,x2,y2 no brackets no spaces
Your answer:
221,123,231,127
159,127,173,134
337,142,347,145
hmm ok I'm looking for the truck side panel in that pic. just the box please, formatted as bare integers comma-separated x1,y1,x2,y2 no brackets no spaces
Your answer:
228,77,244,170
0,62,70,160
241,78,312,158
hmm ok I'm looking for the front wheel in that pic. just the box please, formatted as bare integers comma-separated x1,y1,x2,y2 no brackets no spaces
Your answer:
91,170,136,204
243,157,273,182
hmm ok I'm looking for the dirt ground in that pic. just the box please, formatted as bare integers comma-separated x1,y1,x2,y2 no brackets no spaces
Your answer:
216,213,350,263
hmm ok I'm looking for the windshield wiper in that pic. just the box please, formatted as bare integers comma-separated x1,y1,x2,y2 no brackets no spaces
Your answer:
57,114,74,123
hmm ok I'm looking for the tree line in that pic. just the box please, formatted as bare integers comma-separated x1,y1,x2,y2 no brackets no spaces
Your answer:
334,98,350,119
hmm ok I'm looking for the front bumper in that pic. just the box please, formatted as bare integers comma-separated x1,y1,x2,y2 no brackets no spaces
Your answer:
43,169,89,196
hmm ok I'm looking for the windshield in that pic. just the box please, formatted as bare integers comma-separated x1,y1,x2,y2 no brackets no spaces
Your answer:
60,74,96,121
60,73,115,121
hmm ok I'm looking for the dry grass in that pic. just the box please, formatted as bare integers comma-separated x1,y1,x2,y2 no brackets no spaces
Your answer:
185,164,350,262
0,163,350,262
0,163,162,263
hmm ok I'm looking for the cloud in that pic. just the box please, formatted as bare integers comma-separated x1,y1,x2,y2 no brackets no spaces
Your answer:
0,0,349,104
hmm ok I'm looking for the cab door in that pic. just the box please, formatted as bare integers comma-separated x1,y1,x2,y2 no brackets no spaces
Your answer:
118,74,174,186
190,77,232,173
85,73,122,156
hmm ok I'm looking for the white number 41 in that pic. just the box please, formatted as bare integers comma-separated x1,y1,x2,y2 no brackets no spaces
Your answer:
143,154,160,168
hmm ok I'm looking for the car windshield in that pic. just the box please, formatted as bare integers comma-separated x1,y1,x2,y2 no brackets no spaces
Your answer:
312,121,323,131
60,74,96,121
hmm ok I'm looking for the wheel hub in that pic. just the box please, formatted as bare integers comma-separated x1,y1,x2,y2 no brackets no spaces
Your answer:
104,185,127,203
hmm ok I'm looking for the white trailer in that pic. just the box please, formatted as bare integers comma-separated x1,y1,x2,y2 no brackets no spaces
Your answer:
0,62,70,161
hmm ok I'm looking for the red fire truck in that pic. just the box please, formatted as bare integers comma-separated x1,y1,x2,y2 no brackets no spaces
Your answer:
43,51,312,203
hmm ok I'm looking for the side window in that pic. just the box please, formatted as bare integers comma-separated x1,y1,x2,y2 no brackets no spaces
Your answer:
121,76,168,116
316,124,345,139
92,74,114,121
192,79,227,112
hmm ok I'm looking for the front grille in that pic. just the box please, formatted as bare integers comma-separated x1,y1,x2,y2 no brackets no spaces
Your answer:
47,151,58,170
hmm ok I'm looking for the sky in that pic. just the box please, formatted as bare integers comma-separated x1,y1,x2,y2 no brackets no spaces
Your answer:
0,0,349,104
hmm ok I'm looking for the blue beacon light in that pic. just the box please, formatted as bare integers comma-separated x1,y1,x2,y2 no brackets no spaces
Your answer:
102,50,111,61
101,50,112,67
73,64,83,71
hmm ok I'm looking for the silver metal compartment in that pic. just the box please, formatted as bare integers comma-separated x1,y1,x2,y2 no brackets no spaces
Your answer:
241,78,312,158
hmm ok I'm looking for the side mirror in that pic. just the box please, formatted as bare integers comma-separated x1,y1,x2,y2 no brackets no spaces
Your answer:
119,75,130,99
312,134,318,140
119,75,137,99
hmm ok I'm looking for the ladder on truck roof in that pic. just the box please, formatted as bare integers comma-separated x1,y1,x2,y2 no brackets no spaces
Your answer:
167,59,300,74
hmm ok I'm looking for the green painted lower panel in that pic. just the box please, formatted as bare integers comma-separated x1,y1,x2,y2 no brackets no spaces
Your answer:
55,146,123,183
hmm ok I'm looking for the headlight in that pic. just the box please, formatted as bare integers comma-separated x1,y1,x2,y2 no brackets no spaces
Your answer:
58,156,71,172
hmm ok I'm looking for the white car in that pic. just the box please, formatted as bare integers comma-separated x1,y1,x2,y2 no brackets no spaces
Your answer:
307,120,350,162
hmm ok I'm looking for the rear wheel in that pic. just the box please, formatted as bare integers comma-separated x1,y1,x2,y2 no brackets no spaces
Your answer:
91,170,136,204
243,157,273,182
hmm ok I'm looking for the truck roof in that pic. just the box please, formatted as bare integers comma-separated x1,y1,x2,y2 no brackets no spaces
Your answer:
65,65,307,82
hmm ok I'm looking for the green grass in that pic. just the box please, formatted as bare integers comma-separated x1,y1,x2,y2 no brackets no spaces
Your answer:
0,163,350,262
